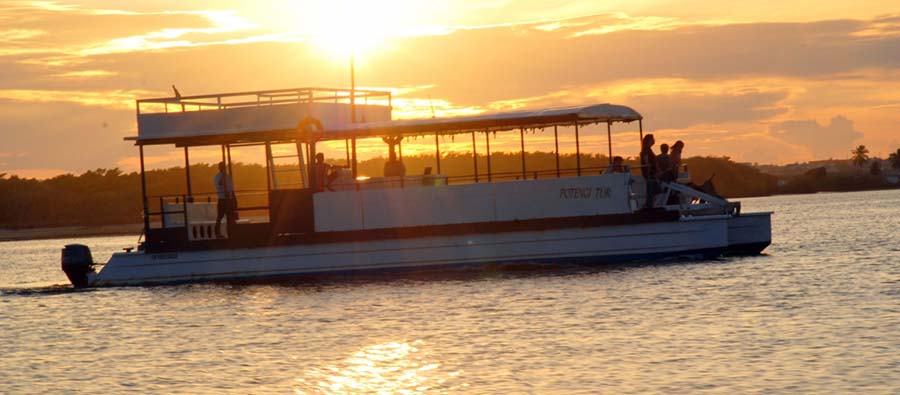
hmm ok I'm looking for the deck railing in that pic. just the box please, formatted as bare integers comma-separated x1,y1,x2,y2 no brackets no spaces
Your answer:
136,87,392,115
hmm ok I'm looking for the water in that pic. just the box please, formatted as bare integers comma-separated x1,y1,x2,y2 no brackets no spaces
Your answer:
2,190,898,394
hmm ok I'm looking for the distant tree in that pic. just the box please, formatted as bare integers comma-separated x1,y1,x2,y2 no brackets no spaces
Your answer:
889,148,900,170
869,161,882,175
851,145,869,174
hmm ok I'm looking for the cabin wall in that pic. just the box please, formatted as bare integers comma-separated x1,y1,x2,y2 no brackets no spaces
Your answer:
313,173,633,232
495,175,631,221
137,102,391,140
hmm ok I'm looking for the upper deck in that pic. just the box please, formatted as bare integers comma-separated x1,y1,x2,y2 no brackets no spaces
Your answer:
130,86,654,253
133,87,393,146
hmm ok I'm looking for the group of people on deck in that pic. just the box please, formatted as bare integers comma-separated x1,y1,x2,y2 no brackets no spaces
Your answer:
640,134,684,208
211,133,684,236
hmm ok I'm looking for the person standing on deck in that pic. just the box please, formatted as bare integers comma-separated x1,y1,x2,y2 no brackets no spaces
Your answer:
669,140,685,181
640,134,660,209
214,161,236,238
658,143,673,182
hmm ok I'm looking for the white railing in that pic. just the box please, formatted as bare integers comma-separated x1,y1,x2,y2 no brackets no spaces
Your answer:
137,87,392,115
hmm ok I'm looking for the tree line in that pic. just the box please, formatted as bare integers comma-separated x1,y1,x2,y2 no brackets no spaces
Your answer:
851,145,900,175
0,153,777,229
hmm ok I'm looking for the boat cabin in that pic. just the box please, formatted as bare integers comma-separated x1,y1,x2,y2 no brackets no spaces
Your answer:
130,87,655,253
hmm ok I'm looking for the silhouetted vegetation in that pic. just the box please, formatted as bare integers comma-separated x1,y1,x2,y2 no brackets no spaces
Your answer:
889,148,900,170
870,161,882,175
769,145,900,195
0,153,815,229
851,145,869,173
778,173,893,194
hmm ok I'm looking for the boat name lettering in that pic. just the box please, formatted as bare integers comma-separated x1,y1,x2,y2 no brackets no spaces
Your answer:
559,187,612,200
151,253,178,260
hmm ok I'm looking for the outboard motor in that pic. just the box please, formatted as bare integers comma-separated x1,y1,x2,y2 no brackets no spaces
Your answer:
61,244,95,288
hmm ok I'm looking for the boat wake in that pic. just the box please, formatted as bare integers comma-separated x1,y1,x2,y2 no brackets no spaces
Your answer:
0,283,88,296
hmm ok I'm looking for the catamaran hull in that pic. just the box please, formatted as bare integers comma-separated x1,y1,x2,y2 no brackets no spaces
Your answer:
87,216,739,287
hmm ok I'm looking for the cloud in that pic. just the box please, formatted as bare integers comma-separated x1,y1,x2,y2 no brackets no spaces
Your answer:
0,100,134,175
0,3,257,63
0,89,154,109
626,90,789,130
0,6,898,173
770,116,864,158
473,81,791,130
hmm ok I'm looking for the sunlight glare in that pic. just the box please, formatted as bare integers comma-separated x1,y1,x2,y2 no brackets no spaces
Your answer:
279,0,442,60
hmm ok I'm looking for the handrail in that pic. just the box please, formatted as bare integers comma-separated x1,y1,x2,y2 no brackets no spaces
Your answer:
137,87,392,115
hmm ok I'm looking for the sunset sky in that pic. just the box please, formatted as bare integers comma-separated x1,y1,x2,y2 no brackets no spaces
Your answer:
1,0,898,178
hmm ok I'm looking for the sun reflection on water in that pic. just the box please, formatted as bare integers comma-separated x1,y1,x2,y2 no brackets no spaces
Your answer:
295,341,461,394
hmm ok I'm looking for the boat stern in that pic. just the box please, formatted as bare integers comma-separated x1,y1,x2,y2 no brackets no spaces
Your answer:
726,212,772,255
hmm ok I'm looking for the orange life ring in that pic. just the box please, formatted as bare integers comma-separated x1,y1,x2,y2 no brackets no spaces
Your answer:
297,116,324,142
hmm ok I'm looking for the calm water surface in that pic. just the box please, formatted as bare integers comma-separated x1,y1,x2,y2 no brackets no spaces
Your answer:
2,190,899,394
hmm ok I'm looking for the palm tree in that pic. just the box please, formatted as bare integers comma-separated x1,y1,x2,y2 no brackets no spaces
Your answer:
889,148,900,170
851,145,869,174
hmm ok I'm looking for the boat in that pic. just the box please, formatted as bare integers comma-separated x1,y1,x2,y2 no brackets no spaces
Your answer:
60,87,771,288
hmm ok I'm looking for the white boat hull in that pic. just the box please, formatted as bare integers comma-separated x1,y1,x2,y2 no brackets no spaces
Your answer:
726,212,772,255
89,216,733,287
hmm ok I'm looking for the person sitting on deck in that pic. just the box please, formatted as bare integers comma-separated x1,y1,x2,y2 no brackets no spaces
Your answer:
381,136,406,178
314,152,333,192
640,134,660,209
605,156,626,173
383,150,406,178
214,161,236,239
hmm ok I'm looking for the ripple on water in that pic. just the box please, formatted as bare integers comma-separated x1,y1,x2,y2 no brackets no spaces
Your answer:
1,190,900,394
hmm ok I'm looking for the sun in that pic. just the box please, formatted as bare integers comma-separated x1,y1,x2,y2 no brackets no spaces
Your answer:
271,0,438,60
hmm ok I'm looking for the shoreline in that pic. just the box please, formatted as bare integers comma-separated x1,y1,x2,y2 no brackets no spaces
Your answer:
2,187,898,243
0,224,142,242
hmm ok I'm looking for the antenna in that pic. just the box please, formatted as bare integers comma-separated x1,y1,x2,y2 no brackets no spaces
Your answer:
428,94,436,119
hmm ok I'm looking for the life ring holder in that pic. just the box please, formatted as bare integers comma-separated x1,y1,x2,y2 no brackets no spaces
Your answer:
297,116,324,142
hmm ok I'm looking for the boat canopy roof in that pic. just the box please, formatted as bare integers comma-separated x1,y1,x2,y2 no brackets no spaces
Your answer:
316,104,642,142
130,103,641,147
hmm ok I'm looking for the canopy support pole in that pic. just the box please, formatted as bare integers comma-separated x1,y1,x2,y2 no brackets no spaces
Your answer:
435,134,441,175
345,139,350,166
297,141,308,188
308,142,317,191
139,145,149,236
226,144,234,178
485,131,492,182
471,132,478,183
350,53,356,124
183,146,192,199
554,126,560,178
520,128,526,179
351,138,357,179
639,119,644,143
607,122,613,165
264,141,272,191
575,122,581,176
